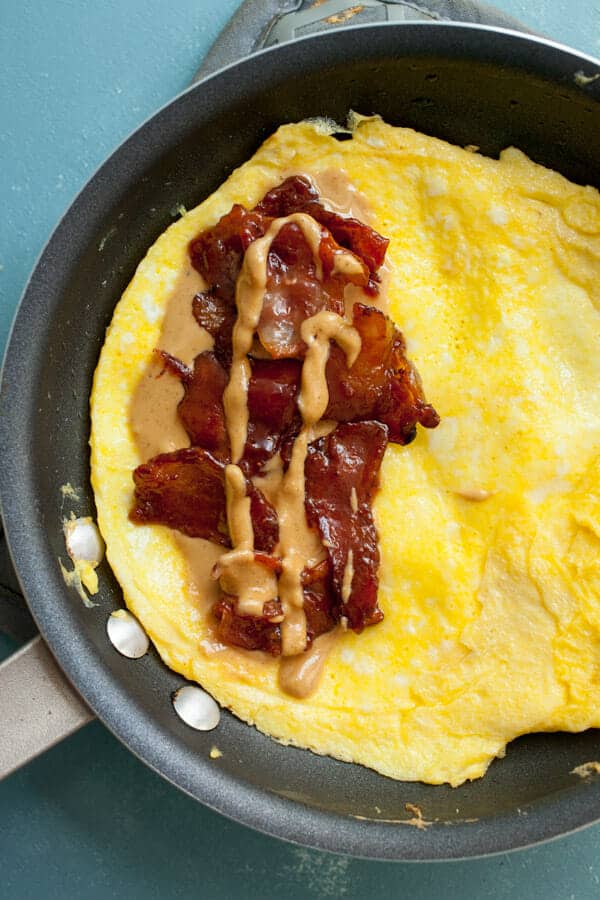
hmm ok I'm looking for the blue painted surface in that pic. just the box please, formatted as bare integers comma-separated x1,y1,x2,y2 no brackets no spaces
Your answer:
2,1,600,896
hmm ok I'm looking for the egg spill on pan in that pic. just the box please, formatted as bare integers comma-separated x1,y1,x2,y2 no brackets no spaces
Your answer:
60,515,105,607
90,115,600,786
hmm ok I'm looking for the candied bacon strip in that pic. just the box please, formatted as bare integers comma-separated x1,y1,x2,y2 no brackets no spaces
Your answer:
248,358,301,430
214,596,282,656
256,221,351,359
189,205,268,367
381,331,440,442
249,488,279,555
325,304,393,422
189,204,267,303
177,351,229,455
244,357,302,472
192,292,237,368
131,447,279,552
131,447,229,544
158,350,302,474
303,571,339,643
255,175,317,217
325,304,439,444
213,570,339,656
255,175,389,283
305,422,387,632
189,177,385,363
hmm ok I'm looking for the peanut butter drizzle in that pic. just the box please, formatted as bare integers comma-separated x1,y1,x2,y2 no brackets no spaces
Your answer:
341,549,354,604
129,172,382,697
279,627,340,699
299,311,360,424
215,465,278,616
221,212,361,657
224,213,323,464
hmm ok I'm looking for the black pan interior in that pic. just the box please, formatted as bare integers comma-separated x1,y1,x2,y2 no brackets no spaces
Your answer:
2,23,600,860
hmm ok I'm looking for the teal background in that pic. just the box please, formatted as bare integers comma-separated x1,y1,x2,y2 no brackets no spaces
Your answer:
2,1,600,896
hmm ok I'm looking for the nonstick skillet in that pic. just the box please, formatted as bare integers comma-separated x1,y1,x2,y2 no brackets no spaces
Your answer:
2,17,600,861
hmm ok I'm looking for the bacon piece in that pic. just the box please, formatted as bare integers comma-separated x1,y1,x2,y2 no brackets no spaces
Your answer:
381,331,440,442
214,596,282,656
177,351,229,455
256,175,389,287
192,292,236,368
131,447,229,544
189,205,268,366
244,357,302,471
249,487,279,554
159,351,302,474
302,558,330,586
248,358,301,429
130,447,278,551
325,304,439,444
156,349,191,382
189,178,382,363
255,175,317,217
305,422,387,632
213,568,338,655
189,204,267,302
256,221,344,358
303,561,339,642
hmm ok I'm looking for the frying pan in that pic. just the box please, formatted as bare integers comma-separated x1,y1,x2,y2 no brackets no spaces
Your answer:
2,17,600,862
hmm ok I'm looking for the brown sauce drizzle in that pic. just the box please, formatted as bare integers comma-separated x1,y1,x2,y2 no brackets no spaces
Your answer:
221,212,363,656
279,627,340,698
130,170,386,697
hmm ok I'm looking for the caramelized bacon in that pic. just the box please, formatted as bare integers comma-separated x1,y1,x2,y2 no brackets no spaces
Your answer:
214,596,282,656
249,486,279,554
177,351,229,455
325,304,440,444
303,571,339,643
256,175,389,287
248,358,301,429
305,422,387,632
189,177,383,362
192,292,236,368
159,351,302,474
189,204,266,303
256,221,363,359
213,565,338,656
131,447,278,552
244,357,302,471
131,447,229,544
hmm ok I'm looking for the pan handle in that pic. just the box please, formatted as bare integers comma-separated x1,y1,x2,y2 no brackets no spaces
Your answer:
193,0,536,82
0,527,38,643
0,635,93,780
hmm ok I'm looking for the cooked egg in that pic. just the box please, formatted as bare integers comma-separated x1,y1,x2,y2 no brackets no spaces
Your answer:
90,116,600,786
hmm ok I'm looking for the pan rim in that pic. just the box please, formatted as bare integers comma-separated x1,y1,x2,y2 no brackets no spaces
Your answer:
2,20,600,860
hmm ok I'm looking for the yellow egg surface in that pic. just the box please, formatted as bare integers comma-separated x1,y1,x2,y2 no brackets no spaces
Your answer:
91,116,600,786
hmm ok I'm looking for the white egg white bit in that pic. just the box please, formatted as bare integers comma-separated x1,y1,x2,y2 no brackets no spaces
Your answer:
172,685,220,731
106,609,150,659
64,516,104,566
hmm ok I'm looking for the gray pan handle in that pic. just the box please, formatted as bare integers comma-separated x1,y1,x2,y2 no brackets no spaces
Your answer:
193,0,534,82
0,636,93,780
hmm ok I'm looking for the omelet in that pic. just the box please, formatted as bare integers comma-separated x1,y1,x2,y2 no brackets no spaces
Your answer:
90,116,600,786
